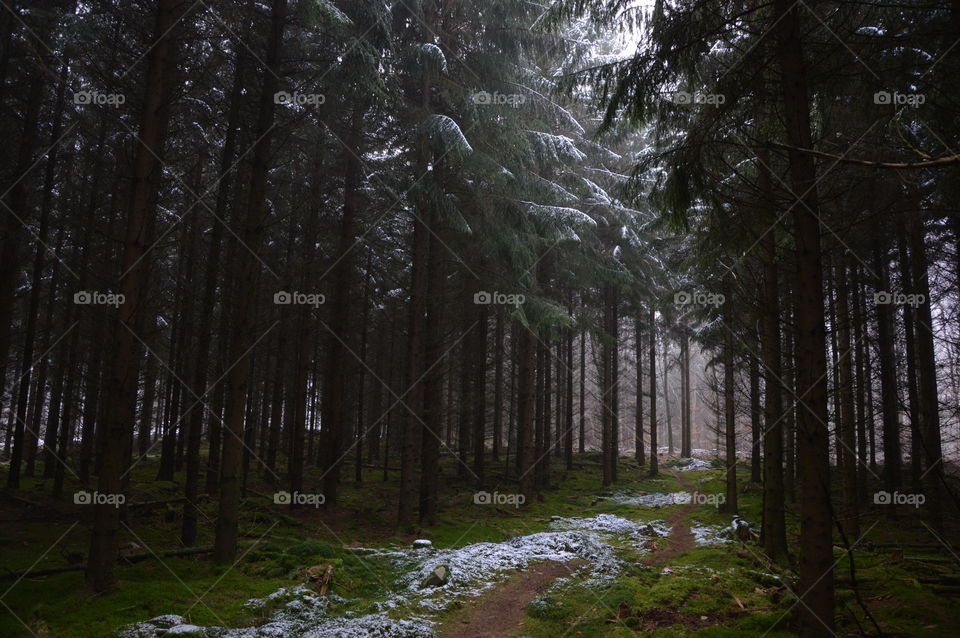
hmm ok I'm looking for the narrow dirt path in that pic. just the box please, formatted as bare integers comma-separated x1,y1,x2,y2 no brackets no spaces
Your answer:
440,470,700,637
643,470,699,566
442,559,587,638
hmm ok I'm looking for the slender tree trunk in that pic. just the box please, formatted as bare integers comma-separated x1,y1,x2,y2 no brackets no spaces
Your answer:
472,302,487,485
578,328,585,453
565,311,574,470
760,200,788,561
836,259,859,538
417,212,446,524
851,265,869,502
873,242,901,493
721,290,738,514
493,310,504,460
398,211,427,527
897,229,922,490
635,317,645,465
649,308,658,476
749,343,761,484
517,323,537,499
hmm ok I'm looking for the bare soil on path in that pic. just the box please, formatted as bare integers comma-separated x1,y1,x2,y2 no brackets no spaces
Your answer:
643,470,699,566
443,559,587,638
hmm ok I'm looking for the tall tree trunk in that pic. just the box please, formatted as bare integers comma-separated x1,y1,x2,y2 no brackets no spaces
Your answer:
851,265,869,502
773,0,834,629
873,242,901,493
472,302,487,485
635,317,645,465
417,212,446,524
517,323,537,499
835,259,859,538
181,34,246,543
3,61,47,489
749,342,761,484
213,0,287,564
21,57,69,478
493,310,504,460
896,229,922,489
578,327,585,453
565,309,574,470
908,213,946,530
87,0,182,590
721,289,738,514
398,212,427,528
760,197,788,562
649,308,658,476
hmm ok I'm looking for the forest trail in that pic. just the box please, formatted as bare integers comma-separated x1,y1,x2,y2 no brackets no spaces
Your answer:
643,470,699,566
441,469,700,637
443,559,587,638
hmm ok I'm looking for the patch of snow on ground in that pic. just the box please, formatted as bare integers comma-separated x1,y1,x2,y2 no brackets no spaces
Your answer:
672,457,712,471
604,490,692,507
402,528,620,595
690,523,733,546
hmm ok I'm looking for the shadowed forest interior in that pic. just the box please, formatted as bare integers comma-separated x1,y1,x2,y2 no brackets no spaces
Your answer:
1,1,960,637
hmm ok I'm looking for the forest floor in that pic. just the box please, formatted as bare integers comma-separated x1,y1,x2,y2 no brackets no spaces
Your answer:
1,452,959,637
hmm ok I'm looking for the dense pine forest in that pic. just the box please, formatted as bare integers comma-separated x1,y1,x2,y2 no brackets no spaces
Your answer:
1,1,959,636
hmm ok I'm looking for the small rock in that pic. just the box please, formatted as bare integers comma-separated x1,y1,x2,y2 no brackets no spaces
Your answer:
421,565,450,588
412,539,432,548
